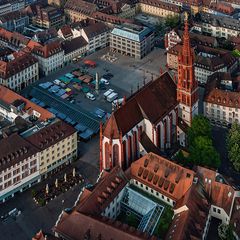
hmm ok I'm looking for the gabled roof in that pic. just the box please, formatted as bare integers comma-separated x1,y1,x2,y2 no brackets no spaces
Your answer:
204,73,240,108
82,22,110,39
0,133,38,172
54,211,154,240
76,166,129,215
0,52,38,79
130,152,195,201
26,120,76,150
61,36,88,54
103,72,177,138
166,181,210,240
197,166,235,215
0,85,53,121
59,25,73,38
32,41,63,58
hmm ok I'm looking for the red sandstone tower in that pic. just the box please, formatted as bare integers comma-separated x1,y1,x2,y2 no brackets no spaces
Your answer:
177,13,199,126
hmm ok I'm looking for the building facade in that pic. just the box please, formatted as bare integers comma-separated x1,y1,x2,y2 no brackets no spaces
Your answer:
0,134,40,203
0,52,39,91
110,24,154,59
199,12,240,39
26,120,78,177
31,41,64,76
204,72,240,126
81,22,110,54
136,0,180,18
62,36,88,64
33,6,65,29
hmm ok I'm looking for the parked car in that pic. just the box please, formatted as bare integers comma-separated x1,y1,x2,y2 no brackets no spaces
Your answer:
100,78,110,85
86,92,96,101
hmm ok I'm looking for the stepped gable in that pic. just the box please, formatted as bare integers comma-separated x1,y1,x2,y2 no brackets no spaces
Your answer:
130,152,194,201
103,72,177,138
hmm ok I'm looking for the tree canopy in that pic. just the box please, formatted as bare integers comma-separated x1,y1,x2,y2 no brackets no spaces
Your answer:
227,122,240,172
218,223,235,240
187,115,220,169
165,15,179,29
188,115,212,144
189,136,220,168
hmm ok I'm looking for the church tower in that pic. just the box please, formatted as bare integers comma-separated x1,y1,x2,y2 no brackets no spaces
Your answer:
177,13,199,126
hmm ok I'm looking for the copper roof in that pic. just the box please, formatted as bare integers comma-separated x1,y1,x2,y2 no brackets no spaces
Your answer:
103,72,177,138
130,152,195,201
0,133,38,172
26,120,76,150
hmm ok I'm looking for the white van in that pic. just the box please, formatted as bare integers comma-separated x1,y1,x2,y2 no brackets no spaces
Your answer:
100,78,110,85
103,89,114,99
86,92,96,101
54,79,61,85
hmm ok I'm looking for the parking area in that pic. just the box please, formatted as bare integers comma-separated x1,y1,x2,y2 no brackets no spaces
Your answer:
22,47,167,139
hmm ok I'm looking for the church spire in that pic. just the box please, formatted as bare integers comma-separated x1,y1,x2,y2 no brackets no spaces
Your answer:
177,12,199,126
182,12,191,57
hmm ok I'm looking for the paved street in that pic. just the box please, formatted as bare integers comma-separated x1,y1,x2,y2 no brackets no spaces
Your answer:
212,126,240,185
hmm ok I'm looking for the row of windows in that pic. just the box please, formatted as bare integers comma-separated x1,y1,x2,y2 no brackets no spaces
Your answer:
0,167,37,190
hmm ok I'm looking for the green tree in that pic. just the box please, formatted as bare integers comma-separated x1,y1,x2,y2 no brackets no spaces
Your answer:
165,15,179,29
189,136,220,168
156,21,164,34
188,115,212,145
218,223,235,240
227,122,240,172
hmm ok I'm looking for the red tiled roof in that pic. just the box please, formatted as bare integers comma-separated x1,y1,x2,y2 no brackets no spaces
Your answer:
197,166,235,215
166,183,210,240
204,72,240,108
76,166,128,215
0,85,53,121
26,120,76,150
0,52,38,79
54,166,156,240
55,211,154,240
130,152,195,201
103,72,177,138
59,25,73,38
32,41,63,58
